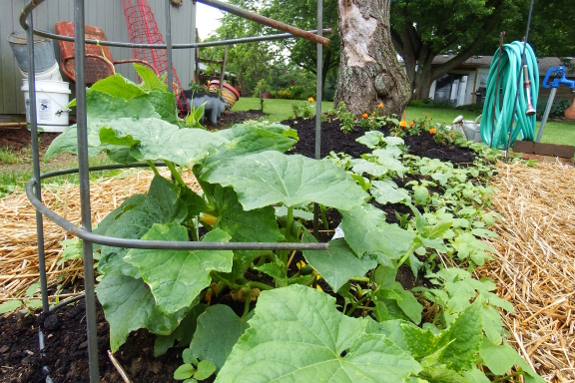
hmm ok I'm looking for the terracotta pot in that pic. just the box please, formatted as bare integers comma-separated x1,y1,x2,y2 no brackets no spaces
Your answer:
564,97,575,120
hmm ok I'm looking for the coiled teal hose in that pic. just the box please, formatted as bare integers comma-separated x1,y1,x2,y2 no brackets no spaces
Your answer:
480,42,539,149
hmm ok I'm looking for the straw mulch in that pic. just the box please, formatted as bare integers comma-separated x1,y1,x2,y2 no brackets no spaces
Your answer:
0,168,198,306
478,161,575,383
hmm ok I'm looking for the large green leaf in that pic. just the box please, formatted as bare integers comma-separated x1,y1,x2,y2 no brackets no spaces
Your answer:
154,303,207,357
125,224,233,315
341,204,415,260
350,158,388,178
133,63,169,93
371,180,411,205
302,232,377,292
203,123,298,166
215,284,421,383
202,151,368,211
400,300,483,372
189,304,253,370
99,118,225,166
96,273,187,352
213,186,284,243
89,73,146,99
96,176,187,277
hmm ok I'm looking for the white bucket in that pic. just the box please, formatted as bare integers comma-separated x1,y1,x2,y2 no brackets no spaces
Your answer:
20,61,62,82
21,80,71,132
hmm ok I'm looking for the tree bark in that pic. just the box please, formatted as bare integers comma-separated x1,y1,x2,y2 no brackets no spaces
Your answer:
334,0,410,116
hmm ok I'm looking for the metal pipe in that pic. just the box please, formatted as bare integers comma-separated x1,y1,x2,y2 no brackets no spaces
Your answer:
536,87,556,142
196,0,329,46
505,0,535,161
49,293,87,312
26,27,332,50
73,0,99,381
165,0,174,93
491,32,505,148
26,177,329,251
313,0,324,238
26,11,50,314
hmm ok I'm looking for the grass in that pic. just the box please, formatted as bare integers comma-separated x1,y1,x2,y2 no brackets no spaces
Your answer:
0,147,19,165
232,97,334,122
233,98,575,147
0,150,121,198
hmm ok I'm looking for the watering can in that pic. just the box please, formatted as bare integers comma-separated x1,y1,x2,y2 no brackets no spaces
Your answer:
452,115,482,142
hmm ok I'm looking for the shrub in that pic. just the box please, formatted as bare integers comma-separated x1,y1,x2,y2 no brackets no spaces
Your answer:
276,89,294,99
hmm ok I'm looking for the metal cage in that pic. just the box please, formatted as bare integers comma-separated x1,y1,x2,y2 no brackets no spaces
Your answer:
18,0,327,381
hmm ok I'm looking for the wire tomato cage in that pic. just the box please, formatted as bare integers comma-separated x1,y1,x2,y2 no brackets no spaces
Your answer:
19,0,329,381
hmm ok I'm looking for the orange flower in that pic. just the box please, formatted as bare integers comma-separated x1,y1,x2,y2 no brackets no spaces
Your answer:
399,120,407,128
429,128,437,135
425,113,429,118
207,81,211,86
362,113,369,119
308,97,315,103
451,132,455,138
378,102,384,109
409,121,415,127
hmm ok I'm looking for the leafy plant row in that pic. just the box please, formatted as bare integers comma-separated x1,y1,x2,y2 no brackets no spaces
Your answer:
45,65,543,383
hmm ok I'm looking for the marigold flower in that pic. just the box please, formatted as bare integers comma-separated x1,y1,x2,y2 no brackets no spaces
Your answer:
362,113,369,119
409,121,415,127
429,128,437,135
378,102,384,109
207,81,211,86
399,120,408,128
451,132,455,138
308,97,315,103
425,114,429,118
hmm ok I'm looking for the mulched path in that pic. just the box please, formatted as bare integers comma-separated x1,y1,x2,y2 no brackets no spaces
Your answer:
0,110,475,383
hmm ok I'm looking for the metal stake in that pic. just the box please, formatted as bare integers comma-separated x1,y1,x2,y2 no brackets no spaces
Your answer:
166,0,174,93
74,0,100,381
313,0,324,238
26,11,49,313
491,32,505,148
536,87,557,142
505,0,534,161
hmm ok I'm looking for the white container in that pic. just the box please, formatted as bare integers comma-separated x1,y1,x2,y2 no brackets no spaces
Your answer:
21,80,71,132
20,61,62,82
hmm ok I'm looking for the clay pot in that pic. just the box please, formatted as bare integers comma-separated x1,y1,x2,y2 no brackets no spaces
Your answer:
564,97,575,120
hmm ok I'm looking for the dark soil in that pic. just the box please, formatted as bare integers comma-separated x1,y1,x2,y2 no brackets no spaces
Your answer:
285,116,477,164
1,112,472,382
0,300,189,383
0,126,59,153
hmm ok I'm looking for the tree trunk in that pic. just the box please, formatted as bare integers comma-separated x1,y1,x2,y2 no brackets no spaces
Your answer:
334,0,410,116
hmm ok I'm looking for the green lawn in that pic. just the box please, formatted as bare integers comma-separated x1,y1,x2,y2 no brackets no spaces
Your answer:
232,97,334,122
233,98,575,147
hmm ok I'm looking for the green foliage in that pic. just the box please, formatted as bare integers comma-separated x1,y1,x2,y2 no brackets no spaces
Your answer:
275,89,293,99
291,100,314,119
215,285,421,383
43,69,543,383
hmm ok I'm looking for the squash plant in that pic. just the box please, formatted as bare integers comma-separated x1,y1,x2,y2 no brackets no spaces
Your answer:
46,66,544,383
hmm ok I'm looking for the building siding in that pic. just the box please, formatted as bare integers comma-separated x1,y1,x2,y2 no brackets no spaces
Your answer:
1,0,197,115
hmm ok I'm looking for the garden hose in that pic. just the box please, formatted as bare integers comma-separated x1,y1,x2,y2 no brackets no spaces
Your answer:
480,41,539,149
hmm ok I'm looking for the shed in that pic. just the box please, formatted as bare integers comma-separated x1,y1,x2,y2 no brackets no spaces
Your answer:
1,0,197,117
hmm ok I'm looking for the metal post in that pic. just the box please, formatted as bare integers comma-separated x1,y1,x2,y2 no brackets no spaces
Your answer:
505,0,534,161
166,0,174,93
26,11,49,314
74,0,100,381
313,0,323,238
536,87,556,142
191,0,197,82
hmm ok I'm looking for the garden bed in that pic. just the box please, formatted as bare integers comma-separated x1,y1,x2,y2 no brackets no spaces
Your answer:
0,69,562,383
